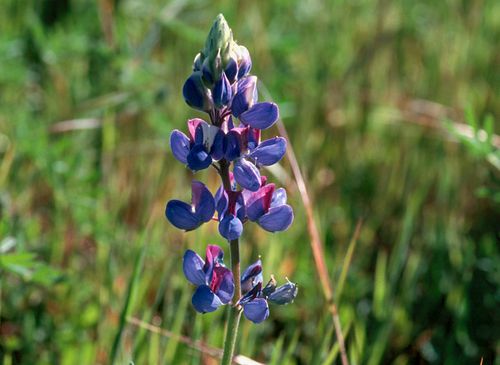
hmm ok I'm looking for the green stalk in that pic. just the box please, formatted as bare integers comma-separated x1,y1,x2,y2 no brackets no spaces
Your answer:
219,160,242,365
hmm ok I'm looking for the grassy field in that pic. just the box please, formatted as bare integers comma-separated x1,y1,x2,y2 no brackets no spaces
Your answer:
0,0,498,364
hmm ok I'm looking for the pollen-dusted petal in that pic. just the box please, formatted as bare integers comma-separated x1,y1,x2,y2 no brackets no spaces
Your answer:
212,266,234,304
218,214,243,241
258,204,294,232
270,188,287,208
191,181,215,223
187,144,212,171
240,102,279,130
165,200,200,231
268,281,298,305
243,298,269,323
170,130,190,164
232,76,257,118
213,72,233,107
233,159,261,192
248,137,287,166
245,184,275,221
192,285,223,313
183,250,207,286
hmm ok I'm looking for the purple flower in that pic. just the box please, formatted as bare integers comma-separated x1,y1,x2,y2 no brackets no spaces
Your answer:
243,182,294,232
215,187,245,241
231,76,257,118
238,260,298,323
165,181,215,231
183,245,235,313
170,118,224,171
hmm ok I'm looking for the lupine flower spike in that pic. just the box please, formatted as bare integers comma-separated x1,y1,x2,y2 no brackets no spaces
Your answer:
165,13,298,364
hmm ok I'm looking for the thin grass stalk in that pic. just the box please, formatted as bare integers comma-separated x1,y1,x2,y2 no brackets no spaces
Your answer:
258,82,350,365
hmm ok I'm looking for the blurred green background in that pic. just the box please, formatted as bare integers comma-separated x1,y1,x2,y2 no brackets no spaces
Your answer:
0,0,498,364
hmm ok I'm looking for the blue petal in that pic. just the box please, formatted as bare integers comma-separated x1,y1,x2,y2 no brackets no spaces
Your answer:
212,266,234,304
224,131,242,161
270,188,287,208
268,281,298,305
225,57,238,83
233,159,261,192
170,130,190,164
165,200,200,231
232,76,257,118
183,72,213,111
218,214,243,241
183,250,207,286
215,186,228,218
191,181,215,223
249,137,287,166
213,72,233,107
187,144,212,171
241,260,263,293
243,298,269,323
192,285,223,313
240,102,279,130
210,129,225,161
258,204,294,232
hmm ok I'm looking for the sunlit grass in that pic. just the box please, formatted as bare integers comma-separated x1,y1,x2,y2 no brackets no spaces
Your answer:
0,0,498,364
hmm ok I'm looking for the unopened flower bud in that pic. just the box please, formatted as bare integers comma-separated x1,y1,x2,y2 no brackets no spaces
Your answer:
193,53,203,71
213,72,233,108
237,45,252,78
268,280,298,305
203,14,234,83
182,71,213,112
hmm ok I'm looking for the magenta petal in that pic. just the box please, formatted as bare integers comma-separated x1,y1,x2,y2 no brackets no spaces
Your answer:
212,266,234,304
192,285,223,313
245,184,275,221
258,204,293,232
240,102,279,130
187,118,205,141
183,250,207,286
243,298,269,323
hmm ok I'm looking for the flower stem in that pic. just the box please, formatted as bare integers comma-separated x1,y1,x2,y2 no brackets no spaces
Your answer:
219,159,242,365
